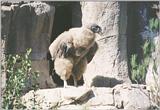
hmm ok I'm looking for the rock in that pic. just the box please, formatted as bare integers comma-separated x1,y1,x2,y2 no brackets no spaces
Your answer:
58,105,117,110
146,61,160,92
60,87,94,105
114,84,151,110
22,88,62,109
22,84,155,109
1,2,56,89
71,2,82,27
6,2,54,57
1,5,13,91
22,86,115,109
1,5,12,40
145,36,160,106
154,36,160,76
22,86,93,109
81,2,131,87
87,87,114,106
57,105,86,110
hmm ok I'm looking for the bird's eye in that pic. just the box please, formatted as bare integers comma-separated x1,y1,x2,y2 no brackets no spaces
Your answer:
90,24,102,33
91,27,97,32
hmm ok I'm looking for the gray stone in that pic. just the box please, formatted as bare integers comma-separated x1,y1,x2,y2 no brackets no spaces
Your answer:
145,36,160,106
57,105,87,110
22,86,93,109
71,2,82,27
1,2,56,89
1,6,12,40
22,88,62,109
58,105,117,110
6,2,54,57
87,87,114,106
114,84,151,110
22,84,155,110
81,2,131,88
1,5,13,91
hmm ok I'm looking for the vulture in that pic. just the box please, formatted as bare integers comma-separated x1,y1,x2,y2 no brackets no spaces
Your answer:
49,24,102,88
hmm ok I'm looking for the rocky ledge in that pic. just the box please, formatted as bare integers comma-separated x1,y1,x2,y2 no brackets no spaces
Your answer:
22,84,158,110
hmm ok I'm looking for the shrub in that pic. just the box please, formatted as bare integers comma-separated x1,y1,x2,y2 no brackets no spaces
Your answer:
2,48,39,109
131,40,154,83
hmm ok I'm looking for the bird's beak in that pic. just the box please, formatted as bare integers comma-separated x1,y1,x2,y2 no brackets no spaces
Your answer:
98,28,103,35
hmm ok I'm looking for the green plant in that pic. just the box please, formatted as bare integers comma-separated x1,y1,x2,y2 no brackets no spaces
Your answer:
131,40,154,83
2,48,39,109
149,18,160,31
130,7,160,105
131,9,159,83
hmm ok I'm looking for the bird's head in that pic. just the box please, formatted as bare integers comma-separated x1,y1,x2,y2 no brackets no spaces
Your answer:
88,24,102,34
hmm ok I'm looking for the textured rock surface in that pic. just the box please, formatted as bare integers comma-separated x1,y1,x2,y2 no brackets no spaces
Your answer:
145,36,160,106
154,36,160,76
1,4,13,90
114,84,150,110
22,86,93,109
22,84,153,110
86,87,114,106
81,2,130,87
1,2,55,88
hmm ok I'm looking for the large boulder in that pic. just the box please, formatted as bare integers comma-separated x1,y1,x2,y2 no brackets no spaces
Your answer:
114,84,151,110
81,2,131,87
1,2,56,89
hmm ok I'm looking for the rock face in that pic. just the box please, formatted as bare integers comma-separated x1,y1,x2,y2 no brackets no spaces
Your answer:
81,2,131,87
145,36,160,106
1,4,13,90
22,84,152,110
154,36,160,77
1,2,56,88
114,84,151,110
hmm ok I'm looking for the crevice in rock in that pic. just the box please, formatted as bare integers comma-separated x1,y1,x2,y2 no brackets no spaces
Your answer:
112,88,116,107
127,2,143,82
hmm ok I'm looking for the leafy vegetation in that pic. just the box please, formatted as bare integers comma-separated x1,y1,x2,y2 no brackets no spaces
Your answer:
131,40,155,83
2,48,39,109
149,18,160,31
131,6,160,107
131,9,159,83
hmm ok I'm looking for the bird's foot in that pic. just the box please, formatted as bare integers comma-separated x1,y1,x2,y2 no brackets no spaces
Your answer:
73,77,78,87
63,80,75,88
64,85,76,88
63,80,68,88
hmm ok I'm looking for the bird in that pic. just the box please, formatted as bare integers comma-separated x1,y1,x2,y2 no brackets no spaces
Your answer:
49,24,102,88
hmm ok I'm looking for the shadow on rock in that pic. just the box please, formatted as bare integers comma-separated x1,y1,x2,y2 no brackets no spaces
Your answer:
91,76,123,87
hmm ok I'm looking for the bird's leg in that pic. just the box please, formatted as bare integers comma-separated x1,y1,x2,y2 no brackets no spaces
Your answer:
63,80,68,88
72,74,78,87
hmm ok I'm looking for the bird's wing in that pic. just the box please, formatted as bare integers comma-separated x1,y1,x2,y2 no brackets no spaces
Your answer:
86,42,98,63
49,31,74,60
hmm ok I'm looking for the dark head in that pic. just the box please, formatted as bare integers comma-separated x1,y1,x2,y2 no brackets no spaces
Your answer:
89,24,102,34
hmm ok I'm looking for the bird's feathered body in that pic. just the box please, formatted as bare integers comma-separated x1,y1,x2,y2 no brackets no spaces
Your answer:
49,27,96,61
49,24,101,87
54,58,73,81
